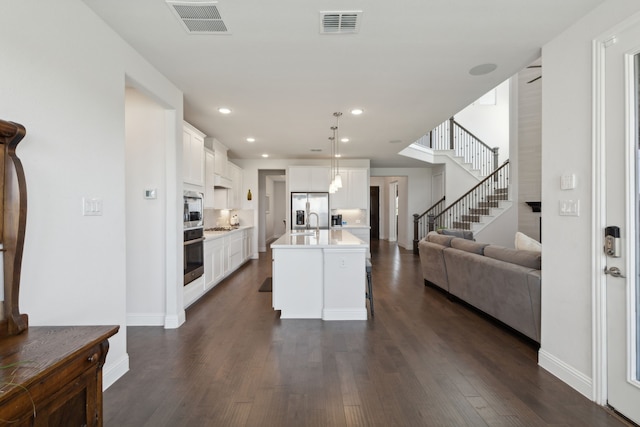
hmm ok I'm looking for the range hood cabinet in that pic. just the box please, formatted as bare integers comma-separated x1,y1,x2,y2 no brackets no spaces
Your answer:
214,174,232,189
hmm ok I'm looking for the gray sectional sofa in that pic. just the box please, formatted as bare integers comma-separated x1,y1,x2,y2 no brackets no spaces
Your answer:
418,231,541,343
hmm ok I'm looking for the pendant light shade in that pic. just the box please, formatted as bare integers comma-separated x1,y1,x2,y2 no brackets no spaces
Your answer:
334,173,343,188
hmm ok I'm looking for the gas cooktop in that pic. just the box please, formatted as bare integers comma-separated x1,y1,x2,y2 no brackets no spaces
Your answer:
205,226,238,232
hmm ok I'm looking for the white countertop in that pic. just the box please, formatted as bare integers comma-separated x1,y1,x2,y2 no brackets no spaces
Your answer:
331,225,370,229
271,229,367,249
204,225,252,241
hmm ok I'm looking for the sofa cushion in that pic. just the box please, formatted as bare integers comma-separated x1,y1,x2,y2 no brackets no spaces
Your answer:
515,231,542,252
427,232,455,247
484,245,542,270
440,228,475,240
418,239,450,291
450,238,489,255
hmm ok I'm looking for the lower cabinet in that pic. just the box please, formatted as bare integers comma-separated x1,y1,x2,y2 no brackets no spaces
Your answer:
198,227,253,305
205,237,227,291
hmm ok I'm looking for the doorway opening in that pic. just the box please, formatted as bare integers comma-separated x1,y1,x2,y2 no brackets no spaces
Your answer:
258,169,286,251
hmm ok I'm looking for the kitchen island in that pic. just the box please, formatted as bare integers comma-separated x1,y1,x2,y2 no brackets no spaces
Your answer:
270,229,369,320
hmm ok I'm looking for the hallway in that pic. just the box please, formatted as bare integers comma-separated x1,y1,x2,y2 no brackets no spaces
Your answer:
104,240,626,426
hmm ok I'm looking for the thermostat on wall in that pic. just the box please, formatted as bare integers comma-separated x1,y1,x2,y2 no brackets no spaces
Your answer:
560,174,576,190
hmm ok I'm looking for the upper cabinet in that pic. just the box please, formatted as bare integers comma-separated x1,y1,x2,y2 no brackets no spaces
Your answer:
330,168,368,209
214,147,228,178
183,122,205,187
204,149,215,209
227,162,243,209
288,166,330,192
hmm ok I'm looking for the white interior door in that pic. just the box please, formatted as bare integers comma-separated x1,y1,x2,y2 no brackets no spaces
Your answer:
603,18,640,424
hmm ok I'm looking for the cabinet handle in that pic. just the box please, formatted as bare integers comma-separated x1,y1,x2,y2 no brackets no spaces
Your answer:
87,353,98,363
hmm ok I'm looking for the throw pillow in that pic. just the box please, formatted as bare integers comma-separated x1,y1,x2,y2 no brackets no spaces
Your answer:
515,232,542,252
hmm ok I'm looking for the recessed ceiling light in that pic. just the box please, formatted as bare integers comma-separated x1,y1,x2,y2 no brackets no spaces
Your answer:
261,154,269,158
246,137,255,142
335,154,342,158
341,137,349,143
218,107,232,114
350,108,364,115
469,63,497,76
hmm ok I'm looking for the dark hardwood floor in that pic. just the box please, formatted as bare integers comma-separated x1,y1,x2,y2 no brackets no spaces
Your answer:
104,240,627,427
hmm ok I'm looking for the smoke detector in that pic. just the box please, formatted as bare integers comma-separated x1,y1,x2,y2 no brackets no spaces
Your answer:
166,1,230,34
320,11,362,34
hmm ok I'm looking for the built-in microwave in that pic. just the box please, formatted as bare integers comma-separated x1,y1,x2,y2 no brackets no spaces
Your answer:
183,191,204,229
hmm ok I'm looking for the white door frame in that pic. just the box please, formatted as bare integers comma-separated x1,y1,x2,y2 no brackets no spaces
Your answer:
592,11,640,408
388,181,398,242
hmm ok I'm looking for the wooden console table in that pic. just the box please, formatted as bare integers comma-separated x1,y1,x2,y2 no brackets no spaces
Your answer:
0,325,119,426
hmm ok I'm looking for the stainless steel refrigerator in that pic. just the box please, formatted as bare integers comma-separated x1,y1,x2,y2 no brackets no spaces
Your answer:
291,192,329,230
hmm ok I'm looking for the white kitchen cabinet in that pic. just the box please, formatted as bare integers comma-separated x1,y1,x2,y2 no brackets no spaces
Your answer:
229,232,243,271
288,166,330,192
227,162,243,209
214,146,228,178
211,238,226,285
183,122,205,187
204,149,215,209
243,229,252,261
348,168,368,209
330,168,368,209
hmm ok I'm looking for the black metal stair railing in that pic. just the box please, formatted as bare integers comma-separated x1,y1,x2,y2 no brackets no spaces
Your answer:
412,196,446,254
413,117,500,177
428,160,510,234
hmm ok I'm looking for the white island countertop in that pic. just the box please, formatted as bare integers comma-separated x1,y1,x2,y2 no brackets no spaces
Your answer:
271,229,367,249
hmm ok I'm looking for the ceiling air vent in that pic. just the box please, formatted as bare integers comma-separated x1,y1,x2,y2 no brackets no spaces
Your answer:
166,1,230,34
320,11,362,34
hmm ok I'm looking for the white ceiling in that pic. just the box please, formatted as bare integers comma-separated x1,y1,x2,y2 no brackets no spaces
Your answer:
83,0,603,167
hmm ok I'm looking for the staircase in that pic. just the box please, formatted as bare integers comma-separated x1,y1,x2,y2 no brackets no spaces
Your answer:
411,118,511,253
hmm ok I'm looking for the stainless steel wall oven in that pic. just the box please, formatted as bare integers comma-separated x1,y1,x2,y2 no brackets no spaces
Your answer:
183,190,204,285
184,227,204,286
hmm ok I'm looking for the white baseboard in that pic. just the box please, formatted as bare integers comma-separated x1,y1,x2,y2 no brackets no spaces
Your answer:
103,353,129,390
126,313,165,326
164,310,186,329
538,348,593,399
322,308,368,321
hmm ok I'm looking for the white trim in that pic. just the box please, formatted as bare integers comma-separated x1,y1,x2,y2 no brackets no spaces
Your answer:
102,353,130,390
164,311,186,329
539,349,593,399
322,308,368,321
624,43,640,392
592,34,608,405
126,313,165,326
593,12,640,406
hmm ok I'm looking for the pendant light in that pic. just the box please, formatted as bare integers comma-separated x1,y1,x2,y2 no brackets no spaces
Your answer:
328,130,336,193
333,112,343,189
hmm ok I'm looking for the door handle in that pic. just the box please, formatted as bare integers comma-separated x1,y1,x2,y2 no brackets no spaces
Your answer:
604,266,626,278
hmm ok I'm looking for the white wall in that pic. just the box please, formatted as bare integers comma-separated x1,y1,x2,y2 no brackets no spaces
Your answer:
125,88,166,326
517,62,542,242
455,79,511,164
273,181,286,237
0,0,184,388
540,0,640,399
265,176,275,241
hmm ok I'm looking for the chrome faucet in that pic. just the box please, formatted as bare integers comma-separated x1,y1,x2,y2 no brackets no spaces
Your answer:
307,211,319,234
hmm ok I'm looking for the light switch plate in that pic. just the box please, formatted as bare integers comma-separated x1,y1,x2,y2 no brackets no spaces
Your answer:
144,189,157,199
559,199,580,216
561,174,576,190
82,197,103,216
